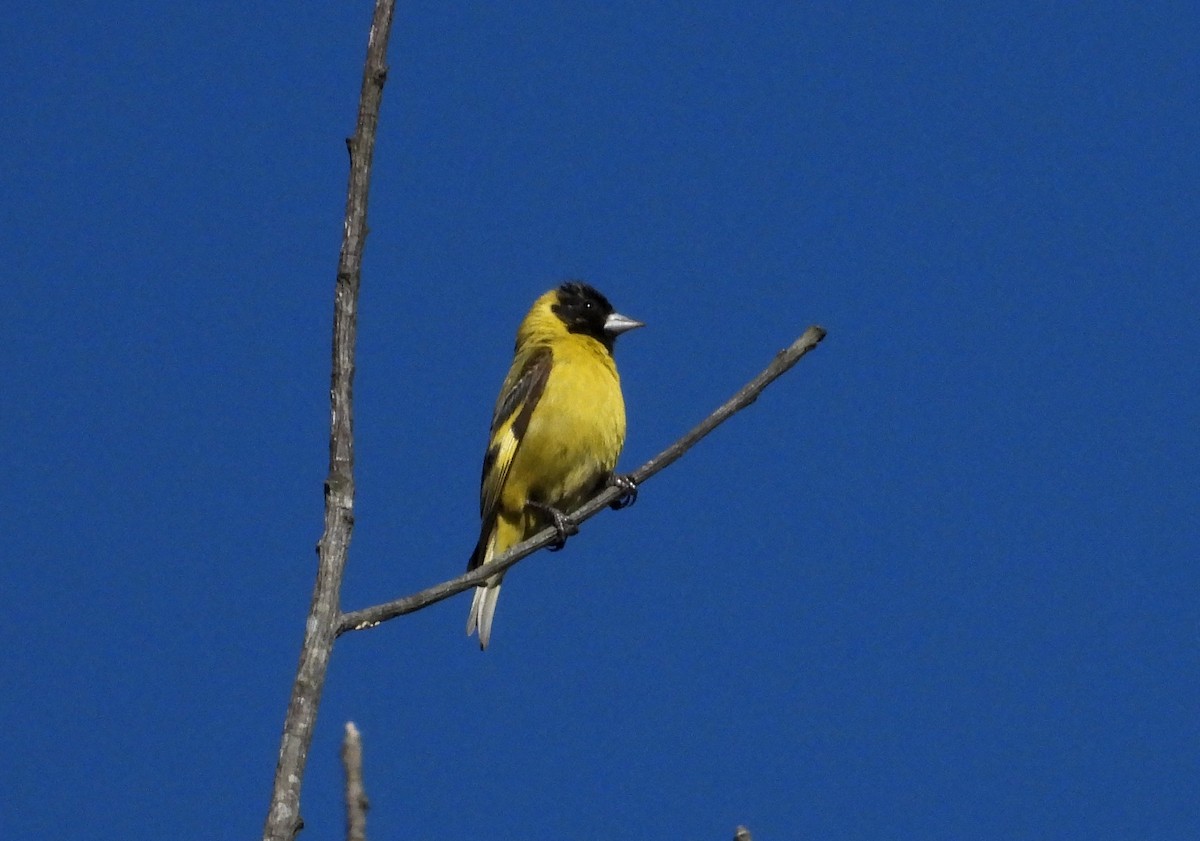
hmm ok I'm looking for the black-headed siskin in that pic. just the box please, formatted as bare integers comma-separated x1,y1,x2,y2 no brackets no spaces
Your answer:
466,282,643,649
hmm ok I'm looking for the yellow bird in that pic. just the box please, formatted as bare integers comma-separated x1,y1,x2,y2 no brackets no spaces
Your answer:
467,282,644,649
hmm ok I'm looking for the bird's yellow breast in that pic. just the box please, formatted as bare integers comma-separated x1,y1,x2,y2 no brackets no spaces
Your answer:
499,332,626,516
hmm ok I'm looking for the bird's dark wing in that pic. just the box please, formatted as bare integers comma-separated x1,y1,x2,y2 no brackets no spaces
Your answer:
478,345,552,522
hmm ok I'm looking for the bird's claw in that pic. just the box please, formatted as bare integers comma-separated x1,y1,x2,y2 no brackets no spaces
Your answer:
608,474,638,510
529,502,578,550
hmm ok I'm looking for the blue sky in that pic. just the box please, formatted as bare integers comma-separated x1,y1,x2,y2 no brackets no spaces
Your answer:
4,2,1197,839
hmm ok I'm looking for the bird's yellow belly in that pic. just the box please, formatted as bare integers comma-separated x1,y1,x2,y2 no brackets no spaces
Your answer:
502,353,626,516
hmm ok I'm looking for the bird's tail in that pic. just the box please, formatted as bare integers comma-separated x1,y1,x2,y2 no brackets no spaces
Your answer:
466,517,518,650
467,581,502,650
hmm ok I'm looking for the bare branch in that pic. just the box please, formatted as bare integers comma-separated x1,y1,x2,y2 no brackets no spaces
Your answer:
337,325,826,635
342,723,369,841
263,3,395,839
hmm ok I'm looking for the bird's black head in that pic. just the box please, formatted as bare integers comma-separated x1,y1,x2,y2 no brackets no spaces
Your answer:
552,282,613,337
551,282,643,352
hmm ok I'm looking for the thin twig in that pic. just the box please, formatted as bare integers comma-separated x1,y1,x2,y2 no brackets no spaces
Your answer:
342,723,369,841
263,3,395,840
336,325,826,635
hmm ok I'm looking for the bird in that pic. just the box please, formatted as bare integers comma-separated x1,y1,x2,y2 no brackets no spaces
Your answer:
466,281,644,649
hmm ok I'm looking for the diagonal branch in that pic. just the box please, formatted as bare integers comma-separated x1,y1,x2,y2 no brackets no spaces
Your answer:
336,324,827,635
263,2,395,839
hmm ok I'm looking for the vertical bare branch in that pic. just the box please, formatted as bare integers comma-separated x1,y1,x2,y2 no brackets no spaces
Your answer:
342,723,369,841
263,2,395,839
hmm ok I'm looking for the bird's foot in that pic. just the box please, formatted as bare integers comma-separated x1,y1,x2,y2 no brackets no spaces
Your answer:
608,473,638,510
528,502,578,551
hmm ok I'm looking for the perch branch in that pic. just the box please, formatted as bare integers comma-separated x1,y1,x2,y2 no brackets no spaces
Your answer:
263,2,395,839
337,324,826,635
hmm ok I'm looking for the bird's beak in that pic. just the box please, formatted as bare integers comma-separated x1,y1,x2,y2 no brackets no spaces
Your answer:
604,311,645,336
